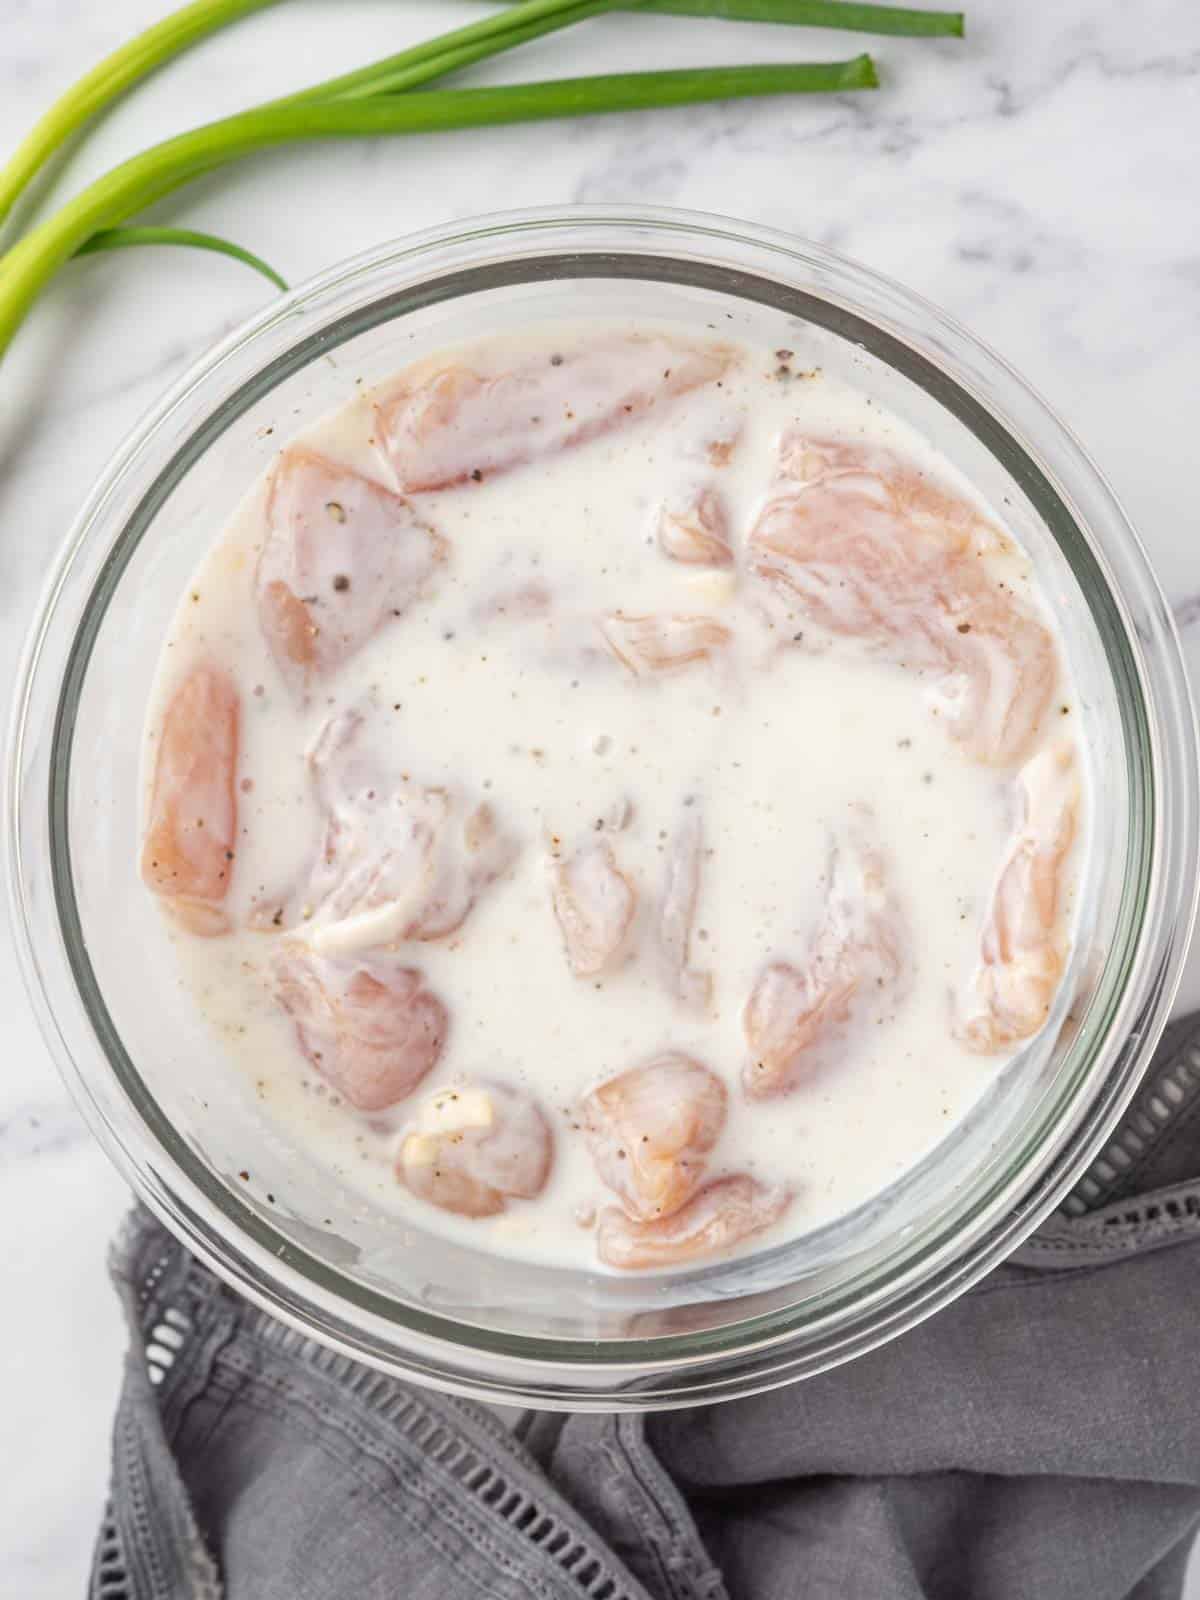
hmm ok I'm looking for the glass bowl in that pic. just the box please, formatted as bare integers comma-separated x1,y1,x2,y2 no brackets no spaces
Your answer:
8,206,1198,1410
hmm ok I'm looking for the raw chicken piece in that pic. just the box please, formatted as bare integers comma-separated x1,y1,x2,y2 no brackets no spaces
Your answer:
658,812,713,1012
549,840,637,977
743,820,905,1099
397,1080,552,1218
599,613,732,678
656,485,734,568
376,335,735,493
264,710,518,953
597,1175,791,1270
749,435,1057,765
140,663,239,935
962,743,1079,1052
273,944,446,1111
582,1052,726,1221
256,447,445,695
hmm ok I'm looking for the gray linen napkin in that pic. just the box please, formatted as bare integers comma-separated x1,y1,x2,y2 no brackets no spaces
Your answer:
92,1017,1200,1600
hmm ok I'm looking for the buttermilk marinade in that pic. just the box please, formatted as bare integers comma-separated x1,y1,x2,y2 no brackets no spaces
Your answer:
140,322,1082,1272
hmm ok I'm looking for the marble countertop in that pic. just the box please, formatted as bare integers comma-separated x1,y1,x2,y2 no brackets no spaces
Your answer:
2,1,1198,1591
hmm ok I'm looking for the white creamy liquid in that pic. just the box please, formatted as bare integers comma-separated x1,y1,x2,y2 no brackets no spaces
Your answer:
142,321,1082,1271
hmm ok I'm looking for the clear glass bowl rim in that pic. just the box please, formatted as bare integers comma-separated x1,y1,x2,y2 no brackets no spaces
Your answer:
7,203,1198,1410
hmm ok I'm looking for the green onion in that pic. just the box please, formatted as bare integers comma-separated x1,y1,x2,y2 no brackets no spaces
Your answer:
0,0,959,228
76,225,288,290
0,55,876,358
275,0,631,107
0,0,280,227
620,0,963,35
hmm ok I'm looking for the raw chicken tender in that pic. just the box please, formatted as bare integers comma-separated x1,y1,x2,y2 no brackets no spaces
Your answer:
656,485,734,568
397,1080,552,1217
549,840,637,977
140,663,239,935
749,435,1057,765
600,613,733,678
376,334,734,492
743,820,905,1098
658,812,713,1012
273,944,447,1111
256,448,445,695
268,709,518,953
582,1053,726,1221
597,1175,791,1269
962,743,1079,1051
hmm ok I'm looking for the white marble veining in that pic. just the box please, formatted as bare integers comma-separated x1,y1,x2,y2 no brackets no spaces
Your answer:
0,1,1198,1590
